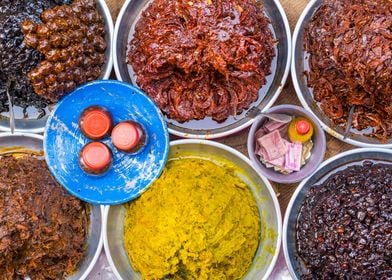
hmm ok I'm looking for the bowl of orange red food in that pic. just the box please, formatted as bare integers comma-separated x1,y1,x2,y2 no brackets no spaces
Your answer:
0,0,113,133
247,105,326,184
113,0,291,138
292,0,392,148
0,132,102,280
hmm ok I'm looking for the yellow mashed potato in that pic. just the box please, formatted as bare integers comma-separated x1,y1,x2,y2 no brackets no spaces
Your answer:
124,158,260,280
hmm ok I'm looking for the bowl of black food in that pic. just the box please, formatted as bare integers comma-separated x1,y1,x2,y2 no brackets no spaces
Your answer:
283,148,392,279
0,0,113,133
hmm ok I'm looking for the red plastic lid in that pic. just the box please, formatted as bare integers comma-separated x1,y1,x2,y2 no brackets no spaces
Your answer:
112,122,140,151
80,109,111,139
296,119,311,135
81,142,111,171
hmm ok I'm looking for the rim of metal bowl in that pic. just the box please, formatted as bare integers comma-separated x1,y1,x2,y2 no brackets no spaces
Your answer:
104,139,282,280
0,132,104,280
0,0,114,134
292,0,392,148
282,147,392,279
113,0,292,139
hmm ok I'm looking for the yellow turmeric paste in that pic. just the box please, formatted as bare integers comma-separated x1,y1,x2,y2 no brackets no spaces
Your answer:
124,158,260,280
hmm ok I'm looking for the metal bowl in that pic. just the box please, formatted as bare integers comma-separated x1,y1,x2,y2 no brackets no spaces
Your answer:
292,0,392,148
283,148,392,279
0,132,103,280
113,0,291,139
104,139,282,280
0,0,114,134
248,105,326,184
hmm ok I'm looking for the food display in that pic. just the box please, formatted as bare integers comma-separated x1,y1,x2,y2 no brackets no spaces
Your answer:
127,0,276,122
0,154,89,279
124,157,261,279
304,0,392,141
4,0,392,278
0,0,106,118
254,115,314,174
296,161,392,279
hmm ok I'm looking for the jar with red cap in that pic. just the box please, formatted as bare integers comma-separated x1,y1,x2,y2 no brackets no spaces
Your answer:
79,106,113,140
79,142,112,175
111,121,147,154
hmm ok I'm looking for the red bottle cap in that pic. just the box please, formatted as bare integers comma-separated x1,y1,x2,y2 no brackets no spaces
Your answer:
81,142,111,171
80,109,111,140
296,120,311,135
112,122,140,152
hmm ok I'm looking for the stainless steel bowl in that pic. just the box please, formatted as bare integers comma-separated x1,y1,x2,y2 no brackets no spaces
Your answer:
292,0,392,148
283,148,392,279
0,0,114,134
0,132,103,280
113,0,291,139
104,139,282,280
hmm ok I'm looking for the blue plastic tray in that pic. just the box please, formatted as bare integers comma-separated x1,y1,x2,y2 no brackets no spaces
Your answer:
44,80,169,205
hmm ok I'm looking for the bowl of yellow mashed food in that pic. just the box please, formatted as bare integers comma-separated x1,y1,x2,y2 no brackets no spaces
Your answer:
104,140,281,280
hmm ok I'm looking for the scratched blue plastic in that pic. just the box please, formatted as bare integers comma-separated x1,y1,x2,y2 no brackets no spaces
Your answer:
44,80,169,205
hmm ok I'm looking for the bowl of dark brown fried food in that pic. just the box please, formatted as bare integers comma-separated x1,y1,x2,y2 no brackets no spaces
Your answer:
292,0,392,148
114,0,291,138
0,0,113,133
283,148,392,279
0,132,103,280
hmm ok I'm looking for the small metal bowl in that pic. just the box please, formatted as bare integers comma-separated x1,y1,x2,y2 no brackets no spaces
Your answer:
247,105,326,184
0,0,114,134
104,139,282,280
0,132,103,280
113,0,291,139
292,0,392,148
283,148,392,279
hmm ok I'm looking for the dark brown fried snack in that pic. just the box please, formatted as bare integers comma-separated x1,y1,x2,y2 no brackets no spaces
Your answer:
0,155,89,280
0,0,71,117
127,0,276,122
305,0,392,141
22,0,107,102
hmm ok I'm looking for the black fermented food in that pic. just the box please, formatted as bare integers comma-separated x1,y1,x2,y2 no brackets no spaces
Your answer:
0,0,71,117
296,161,392,279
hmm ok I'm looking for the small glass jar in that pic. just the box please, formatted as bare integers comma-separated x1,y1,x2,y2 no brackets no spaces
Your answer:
79,106,112,140
111,121,147,154
79,142,112,175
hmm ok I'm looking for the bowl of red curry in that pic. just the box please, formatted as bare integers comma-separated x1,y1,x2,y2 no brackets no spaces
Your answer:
292,0,392,148
113,0,291,138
